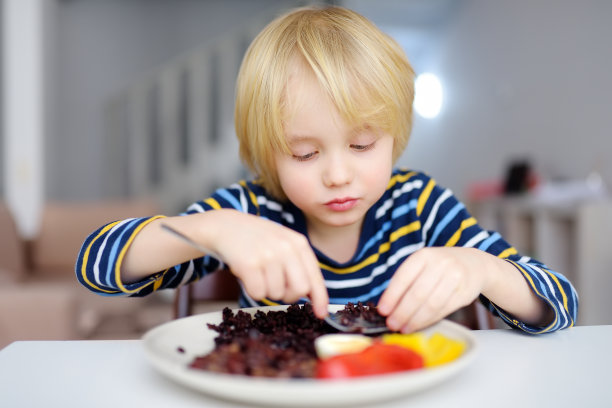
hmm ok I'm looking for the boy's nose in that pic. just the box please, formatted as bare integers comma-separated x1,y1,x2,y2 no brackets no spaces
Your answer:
322,154,353,187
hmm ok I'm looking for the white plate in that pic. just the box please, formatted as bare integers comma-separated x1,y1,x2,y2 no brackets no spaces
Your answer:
142,305,478,407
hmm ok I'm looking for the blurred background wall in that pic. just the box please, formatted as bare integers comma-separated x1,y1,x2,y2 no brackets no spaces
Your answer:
348,0,612,199
3,0,611,212
50,0,300,201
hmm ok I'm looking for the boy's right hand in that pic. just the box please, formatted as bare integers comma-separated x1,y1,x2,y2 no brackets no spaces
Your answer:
199,210,329,318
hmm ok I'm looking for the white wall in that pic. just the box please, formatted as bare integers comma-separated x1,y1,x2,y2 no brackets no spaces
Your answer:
347,0,612,200
49,0,297,200
10,0,612,202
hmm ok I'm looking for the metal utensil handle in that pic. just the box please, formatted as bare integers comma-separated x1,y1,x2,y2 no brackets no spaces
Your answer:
160,223,224,261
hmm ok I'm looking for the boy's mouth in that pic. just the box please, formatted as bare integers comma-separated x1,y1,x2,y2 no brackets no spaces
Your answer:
325,197,358,211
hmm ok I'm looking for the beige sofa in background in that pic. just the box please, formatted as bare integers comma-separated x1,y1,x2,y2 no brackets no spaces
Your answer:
0,200,173,350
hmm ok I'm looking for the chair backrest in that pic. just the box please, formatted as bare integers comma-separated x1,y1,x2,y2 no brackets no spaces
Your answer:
173,268,241,318
29,200,159,279
452,300,496,330
0,202,26,282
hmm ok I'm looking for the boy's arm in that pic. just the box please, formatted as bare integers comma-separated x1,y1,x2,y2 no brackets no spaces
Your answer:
479,253,556,326
377,172,577,334
119,212,218,283
126,209,329,317
77,209,329,318
378,246,556,333
75,215,182,297
478,256,576,333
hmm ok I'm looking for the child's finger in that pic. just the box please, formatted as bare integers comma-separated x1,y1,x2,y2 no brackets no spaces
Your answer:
282,254,311,302
377,256,424,316
302,250,328,318
386,268,441,331
264,262,286,301
289,237,328,317
239,268,266,300
399,277,457,332
308,280,329,318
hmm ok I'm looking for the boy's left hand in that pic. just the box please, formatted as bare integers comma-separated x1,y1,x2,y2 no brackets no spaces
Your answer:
377,247,490,333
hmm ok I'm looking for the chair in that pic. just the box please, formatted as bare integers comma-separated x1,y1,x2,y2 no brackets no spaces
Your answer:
173,268,241,318
450,301,496,330
0,202,78,348
29,200,159,280
28,200,168,339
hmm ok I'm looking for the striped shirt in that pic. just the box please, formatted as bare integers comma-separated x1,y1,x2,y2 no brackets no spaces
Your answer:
76,169,578,334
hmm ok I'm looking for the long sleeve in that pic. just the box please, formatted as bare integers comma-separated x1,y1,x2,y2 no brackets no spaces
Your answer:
75,171,579,334
75,215,223,297
414,172,578,333
75,181,265,297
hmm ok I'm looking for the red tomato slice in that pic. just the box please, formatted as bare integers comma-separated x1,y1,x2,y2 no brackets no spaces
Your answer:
316,342,424,379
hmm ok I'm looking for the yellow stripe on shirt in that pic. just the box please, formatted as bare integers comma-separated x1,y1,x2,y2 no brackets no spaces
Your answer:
240,180,260,214
115,215,166,294
543,269,573,327
389,222,422,244
498,247,518,259
260,298,280,306
324,221,421,274
506,261,558,333
204,197,221,210
386,170,416,190
80,221,124,294
153,275,164,291
445,217,477,246
416,178,435,217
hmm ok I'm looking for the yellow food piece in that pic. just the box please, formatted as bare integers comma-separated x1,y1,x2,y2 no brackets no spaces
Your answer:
424,332,466,367
382,332,466,367
381,333,427,356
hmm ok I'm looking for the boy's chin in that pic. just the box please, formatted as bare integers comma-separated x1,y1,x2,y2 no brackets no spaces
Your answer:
318,212,366,228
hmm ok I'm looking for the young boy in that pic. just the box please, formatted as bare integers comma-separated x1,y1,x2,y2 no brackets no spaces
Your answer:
76,5,577,334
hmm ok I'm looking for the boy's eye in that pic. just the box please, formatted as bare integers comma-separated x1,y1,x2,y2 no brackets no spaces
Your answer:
350,142,375,152
293,151,317,161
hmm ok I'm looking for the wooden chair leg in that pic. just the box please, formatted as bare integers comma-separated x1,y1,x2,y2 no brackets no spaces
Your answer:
451,300,495,330
173,285,193,319
473,301,495,330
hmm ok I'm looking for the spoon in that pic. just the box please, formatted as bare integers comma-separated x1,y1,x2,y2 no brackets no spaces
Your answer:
160,223,224,260
161,223,389,334
315,301,390,334
324,310,389,334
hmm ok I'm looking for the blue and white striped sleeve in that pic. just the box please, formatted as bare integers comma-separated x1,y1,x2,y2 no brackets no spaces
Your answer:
75,216,171,296
414,173,578,333
481,257,578,333
74,185,253,297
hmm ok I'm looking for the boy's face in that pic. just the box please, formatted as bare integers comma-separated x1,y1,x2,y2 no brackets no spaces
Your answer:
274,66,394,236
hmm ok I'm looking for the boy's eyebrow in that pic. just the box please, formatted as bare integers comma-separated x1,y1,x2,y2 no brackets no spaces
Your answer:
286,125,367,143
285,134,317,144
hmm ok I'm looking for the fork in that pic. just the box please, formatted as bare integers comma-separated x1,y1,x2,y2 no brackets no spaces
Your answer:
322,308,390,334
161,223,389,334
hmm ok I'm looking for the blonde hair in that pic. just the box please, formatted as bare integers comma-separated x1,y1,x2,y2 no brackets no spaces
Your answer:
235,5,415,199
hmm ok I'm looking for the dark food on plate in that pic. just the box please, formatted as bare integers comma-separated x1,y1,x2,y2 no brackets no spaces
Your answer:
189,302,385,378
334,301,387,329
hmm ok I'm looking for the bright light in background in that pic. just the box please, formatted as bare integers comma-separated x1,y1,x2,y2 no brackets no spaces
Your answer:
414,73,443,119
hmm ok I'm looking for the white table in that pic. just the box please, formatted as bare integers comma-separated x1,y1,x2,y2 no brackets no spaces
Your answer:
0,325,609,408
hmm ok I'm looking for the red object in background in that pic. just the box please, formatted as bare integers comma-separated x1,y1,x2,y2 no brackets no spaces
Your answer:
466,180,504,202
467,172,541,203
316,343,424,379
